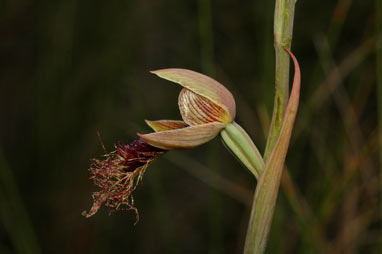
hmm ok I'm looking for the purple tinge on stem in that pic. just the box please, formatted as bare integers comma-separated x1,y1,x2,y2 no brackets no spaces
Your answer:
82,140,166,221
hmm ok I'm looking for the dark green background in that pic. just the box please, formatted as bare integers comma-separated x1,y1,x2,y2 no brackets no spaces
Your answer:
1,0,380,253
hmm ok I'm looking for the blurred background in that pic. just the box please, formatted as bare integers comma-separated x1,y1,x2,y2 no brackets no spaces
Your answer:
1,0,381,253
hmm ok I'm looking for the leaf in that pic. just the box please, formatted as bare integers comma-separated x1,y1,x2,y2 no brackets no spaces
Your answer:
244,48,301,253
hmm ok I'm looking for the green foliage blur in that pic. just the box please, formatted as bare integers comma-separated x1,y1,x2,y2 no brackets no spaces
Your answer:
1,0,380,253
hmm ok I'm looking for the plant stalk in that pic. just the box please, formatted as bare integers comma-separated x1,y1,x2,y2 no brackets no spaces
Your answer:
244,0,298,253
264,0,297,162
244,48,300,254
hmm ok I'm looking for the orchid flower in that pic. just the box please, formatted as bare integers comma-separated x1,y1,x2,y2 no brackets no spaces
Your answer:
83,68,265,219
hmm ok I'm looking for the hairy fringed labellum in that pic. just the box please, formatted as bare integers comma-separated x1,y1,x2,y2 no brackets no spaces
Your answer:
82,140,166,220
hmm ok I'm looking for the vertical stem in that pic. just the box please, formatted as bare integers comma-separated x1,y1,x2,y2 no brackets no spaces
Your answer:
243,1,298,253
244,48,300,254
263,0,296,162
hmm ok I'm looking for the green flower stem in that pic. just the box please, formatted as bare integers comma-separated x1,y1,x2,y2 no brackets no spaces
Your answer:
242,2,298,251
221,122,265,179
263,0,297,163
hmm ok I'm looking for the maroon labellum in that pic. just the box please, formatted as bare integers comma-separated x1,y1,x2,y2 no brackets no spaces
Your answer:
82,140,166,220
